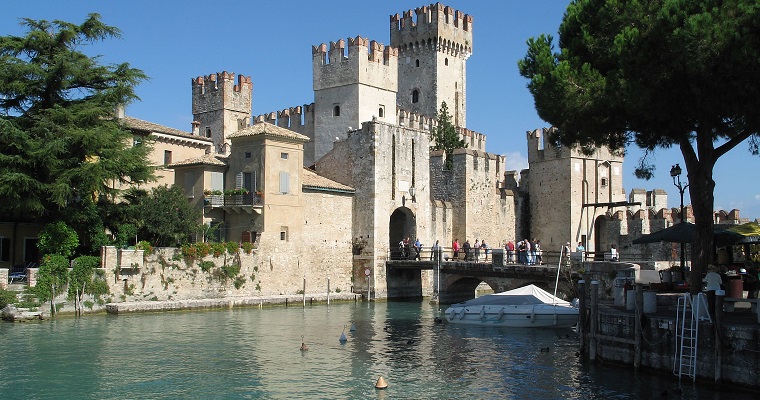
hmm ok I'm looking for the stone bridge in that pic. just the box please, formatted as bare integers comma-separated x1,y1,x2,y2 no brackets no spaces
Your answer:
386,259,578,304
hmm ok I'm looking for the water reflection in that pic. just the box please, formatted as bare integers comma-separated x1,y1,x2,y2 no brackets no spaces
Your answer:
0,302,755,399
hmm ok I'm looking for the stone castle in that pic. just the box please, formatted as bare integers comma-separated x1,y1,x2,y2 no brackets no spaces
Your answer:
1,3,747,300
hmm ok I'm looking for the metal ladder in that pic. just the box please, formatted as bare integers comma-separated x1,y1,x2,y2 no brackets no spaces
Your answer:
673,293,711,381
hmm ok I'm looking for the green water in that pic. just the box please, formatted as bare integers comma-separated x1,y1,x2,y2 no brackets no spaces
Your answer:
0,301,752,399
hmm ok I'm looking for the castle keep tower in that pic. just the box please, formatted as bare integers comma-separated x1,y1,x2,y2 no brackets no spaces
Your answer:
391,4,472,127
312,36,398,163
192,72,252,155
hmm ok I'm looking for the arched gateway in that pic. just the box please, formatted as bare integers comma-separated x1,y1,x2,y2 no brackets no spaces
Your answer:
389,207,416,260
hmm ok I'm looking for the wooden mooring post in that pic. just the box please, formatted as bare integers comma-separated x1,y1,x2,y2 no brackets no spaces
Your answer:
590,280,598,361
634,283,643,369
578,280,587,356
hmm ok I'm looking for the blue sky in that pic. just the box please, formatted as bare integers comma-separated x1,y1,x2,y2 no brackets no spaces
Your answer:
3,0,758,220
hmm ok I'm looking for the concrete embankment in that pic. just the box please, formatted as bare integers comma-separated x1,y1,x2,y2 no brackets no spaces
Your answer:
105,292,361,314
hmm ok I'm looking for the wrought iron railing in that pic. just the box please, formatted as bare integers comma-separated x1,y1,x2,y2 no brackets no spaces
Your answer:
204,194,263,207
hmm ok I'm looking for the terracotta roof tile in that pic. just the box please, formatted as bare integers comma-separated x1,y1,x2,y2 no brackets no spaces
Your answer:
122,116,211,142
168,154,228,168
228,122,310,142
302,168,354,193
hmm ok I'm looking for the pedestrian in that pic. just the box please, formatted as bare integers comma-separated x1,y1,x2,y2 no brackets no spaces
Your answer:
506,240,515,263
481,240,489,262
431,240,440,261
452,239,460,260
398,238,406,259
474,239,481,261
414,238,422,260
535,239,542,264
463,239,471,261
610,244,618,261
525,239,533,265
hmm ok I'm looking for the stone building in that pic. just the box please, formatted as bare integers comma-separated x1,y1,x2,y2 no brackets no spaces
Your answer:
4,2,750,300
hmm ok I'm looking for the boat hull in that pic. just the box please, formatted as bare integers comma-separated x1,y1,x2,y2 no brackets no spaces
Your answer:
444,304,578,328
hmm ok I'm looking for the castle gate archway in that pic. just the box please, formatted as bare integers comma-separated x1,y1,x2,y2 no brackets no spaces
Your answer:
594,215,608,260
389,207,416,259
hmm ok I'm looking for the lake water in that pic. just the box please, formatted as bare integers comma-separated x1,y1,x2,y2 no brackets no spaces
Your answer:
0,301,755,399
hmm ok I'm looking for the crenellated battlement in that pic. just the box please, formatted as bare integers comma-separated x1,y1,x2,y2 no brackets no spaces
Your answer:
253,103,315,131
192,71,252,116
313,36,398,93
526,127,624,164
192,71,252,95
390,3,473,58
396,107,486,151
312,36,398,66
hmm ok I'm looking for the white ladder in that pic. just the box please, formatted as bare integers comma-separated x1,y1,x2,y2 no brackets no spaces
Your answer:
673,293,711,381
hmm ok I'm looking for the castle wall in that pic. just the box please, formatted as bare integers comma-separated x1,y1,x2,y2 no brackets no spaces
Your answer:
312,37,398,163
526,128,626,253
192,72,252,155
391,4,472,126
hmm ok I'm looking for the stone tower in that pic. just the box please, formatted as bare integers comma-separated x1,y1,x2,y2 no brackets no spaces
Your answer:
312,36,398,163
191,72,252,155
390,4,473,127
525,128,626,254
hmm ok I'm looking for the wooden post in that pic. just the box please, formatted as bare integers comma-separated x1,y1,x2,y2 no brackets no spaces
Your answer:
715,289,725,382
302,276,306,308
634,283,643,369
327,276,331,306
578,279,587,357
590,280,598,361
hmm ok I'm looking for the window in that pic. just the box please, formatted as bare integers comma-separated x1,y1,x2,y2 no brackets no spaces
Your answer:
279,171,290,194
184,171,195,197
0,237,9,262
164,150,172,166
412,90,419,104
205,127,211,138
280,152,289,160
333,105,340,116
445,58,449,66
601,177,608,187
415,59,420,67
378,105,385,118
280,226,289,241
245,151,251,159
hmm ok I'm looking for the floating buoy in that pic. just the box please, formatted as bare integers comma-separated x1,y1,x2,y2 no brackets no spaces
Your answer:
459,308,466,320
300,335,309,351
340,325,348,343
375,376,388,389
479,306,486,320
350,322,356,332
497,308,505,321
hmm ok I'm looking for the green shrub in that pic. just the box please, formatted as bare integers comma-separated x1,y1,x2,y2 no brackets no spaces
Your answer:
211,242,226,258
0,289,17,308
241,242,254,254
233,276,246,289
136,240,154,254
225,241,239,255
199,261,215,272
221,263,241,279
38,221,79,258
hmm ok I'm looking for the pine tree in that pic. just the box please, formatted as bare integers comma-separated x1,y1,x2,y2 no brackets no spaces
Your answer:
0,14,153,221
430,102,467,170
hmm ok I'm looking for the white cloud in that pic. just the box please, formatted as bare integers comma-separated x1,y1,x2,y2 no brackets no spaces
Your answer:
504,152,529,172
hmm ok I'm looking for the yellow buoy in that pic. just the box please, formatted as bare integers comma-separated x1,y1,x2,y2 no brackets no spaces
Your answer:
375,376,388,389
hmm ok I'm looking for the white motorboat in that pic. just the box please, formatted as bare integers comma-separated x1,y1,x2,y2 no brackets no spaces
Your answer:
444,284,578,328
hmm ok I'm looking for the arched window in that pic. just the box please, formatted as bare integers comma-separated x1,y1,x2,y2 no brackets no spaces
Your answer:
333,105,340,117
378,107,384,118
415,59,420,67
412,90,419,104
445,58,449,66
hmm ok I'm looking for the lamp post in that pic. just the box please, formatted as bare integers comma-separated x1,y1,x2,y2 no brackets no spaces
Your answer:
408,186,416,203
670,164,689,270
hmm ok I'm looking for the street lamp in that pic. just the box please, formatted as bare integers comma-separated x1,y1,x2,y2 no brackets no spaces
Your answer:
408,186,416,203
670,164,689,270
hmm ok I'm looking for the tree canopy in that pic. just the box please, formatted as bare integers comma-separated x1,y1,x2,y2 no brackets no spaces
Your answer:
0,14,153,220
518,0,760,291
430,102,467,170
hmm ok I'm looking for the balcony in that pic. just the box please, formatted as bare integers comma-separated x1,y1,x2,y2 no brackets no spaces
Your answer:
204,193,263,214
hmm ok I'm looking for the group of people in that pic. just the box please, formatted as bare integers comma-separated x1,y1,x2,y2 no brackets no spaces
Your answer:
398,237,424,260
450,239,492,261
504,239,542,265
